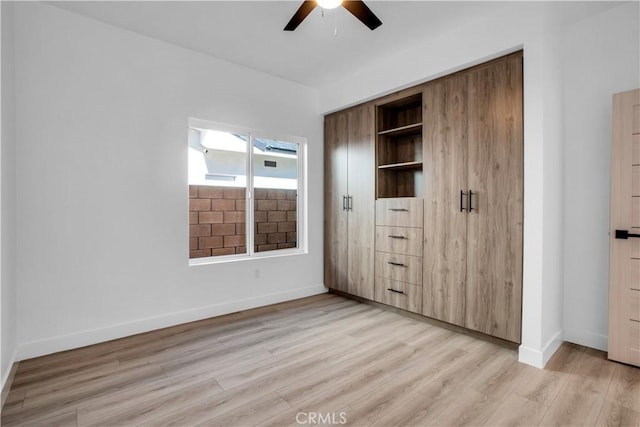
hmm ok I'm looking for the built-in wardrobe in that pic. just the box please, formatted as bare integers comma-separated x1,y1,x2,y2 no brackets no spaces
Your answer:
324,51,524,343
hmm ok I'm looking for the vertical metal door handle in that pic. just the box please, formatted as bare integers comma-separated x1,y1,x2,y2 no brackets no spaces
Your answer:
460,190,467,212
342,195,347,211
348,196,353,211
469,190,475,212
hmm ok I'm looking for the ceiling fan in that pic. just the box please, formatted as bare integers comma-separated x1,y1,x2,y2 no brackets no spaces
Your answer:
284,0,382,31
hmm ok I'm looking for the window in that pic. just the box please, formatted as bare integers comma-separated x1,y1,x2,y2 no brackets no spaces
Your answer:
188,118,305,263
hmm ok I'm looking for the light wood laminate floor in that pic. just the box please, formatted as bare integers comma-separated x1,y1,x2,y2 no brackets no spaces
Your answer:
2,294,639,426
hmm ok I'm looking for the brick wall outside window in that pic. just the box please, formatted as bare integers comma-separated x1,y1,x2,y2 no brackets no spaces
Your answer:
189,185,297,259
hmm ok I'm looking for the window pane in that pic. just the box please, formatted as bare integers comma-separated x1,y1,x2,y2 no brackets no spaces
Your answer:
253,138,298,253
188,128,247,258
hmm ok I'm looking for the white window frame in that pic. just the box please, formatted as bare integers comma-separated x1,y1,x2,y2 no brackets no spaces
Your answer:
188,118,307,266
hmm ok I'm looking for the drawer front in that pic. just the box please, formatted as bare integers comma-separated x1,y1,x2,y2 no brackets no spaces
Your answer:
375,252,423,285
376,226,423,256
376,198,423,227
374,277,422,314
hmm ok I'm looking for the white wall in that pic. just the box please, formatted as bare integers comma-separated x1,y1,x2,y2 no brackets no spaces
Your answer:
562,2,640,351
1,0,18,389
13,2,323,359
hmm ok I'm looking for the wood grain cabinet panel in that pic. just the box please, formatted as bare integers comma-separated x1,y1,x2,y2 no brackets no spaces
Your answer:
324,113,349,293
465,53,524,343
324,105,375,300
375,226,423,256
374,278,422,314
614,94,640,375
422,74,469,328
347,105,376,300
422,52,523,342
375,252,423,286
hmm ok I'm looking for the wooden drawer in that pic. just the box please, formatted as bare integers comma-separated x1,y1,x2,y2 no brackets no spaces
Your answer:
375,226,423,256
375,252,422,285
376,198,423,227
375,277,422,314
631,289,640,322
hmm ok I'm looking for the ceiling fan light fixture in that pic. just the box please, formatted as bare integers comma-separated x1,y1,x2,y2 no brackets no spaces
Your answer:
316,0,342,10
284,0,381,31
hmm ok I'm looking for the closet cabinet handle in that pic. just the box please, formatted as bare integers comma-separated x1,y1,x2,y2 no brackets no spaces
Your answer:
615,230,640,239
348,196,353,211
460,190,467,212
387,261,406,267
388,208,409,212
469,190,475,212
388,235,407,239
342,195,347,211
387,288,405,295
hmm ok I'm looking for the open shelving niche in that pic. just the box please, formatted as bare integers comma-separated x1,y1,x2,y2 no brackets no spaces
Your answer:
376,92,424,199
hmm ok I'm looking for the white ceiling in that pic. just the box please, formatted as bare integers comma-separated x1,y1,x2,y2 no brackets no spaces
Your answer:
49,1,622,89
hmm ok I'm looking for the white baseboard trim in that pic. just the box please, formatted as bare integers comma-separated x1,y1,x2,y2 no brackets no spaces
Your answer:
518,345,544,368
518,330,564,369
563,328,607,351
541,331,564,366
1,349,19,410
16,284,328,361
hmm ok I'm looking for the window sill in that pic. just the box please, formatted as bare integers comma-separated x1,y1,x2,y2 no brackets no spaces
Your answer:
188,248,306,266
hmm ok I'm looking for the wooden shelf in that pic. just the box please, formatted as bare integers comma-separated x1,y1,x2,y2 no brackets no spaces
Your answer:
378,161,423,171
378,122,423,137
376,92,424,199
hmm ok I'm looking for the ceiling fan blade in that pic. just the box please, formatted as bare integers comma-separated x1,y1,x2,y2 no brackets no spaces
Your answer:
284,1,317,31
342,1,382,30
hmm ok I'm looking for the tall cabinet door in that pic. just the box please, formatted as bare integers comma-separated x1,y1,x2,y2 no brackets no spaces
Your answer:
324,112,349,292
347,105,376,300
466,53,524,342
608,88,640,367
423,75,469,326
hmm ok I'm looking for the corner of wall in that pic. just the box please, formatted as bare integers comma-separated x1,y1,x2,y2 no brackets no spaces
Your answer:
519,329,564,368
0,348,18,406
1,0,18,393
563,328,607,352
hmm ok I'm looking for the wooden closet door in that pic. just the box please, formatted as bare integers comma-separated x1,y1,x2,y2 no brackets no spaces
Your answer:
466,53,524,343
324,112,349,292
423,75,468,326
347,105,376,299
608,88,640,367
